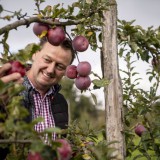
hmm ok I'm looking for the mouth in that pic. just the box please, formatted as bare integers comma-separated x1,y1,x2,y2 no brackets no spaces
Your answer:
42,71,54,79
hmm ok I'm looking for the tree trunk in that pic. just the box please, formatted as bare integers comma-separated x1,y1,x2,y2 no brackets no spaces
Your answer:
101,0,125,158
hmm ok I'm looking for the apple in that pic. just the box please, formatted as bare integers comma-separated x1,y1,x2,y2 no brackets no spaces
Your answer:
47,27,66,46
6,60,26,77
72,35,89,52
27,152,43,160
77,61,91,77
135,124,147,137
65,65,78,79
33,22,49,36
75,76,91,90
56,139,72,160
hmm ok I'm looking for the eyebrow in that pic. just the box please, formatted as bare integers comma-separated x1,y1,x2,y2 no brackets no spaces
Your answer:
43,55,67,68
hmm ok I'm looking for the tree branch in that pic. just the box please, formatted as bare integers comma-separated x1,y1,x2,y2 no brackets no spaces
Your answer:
0,139,32,144
0,17,81,35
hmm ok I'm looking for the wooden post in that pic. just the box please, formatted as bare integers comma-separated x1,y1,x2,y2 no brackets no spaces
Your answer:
101,0,125,158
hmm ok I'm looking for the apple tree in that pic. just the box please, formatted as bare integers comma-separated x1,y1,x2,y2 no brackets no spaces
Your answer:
118,19,160,159
1,0,160,159
0,0,122,159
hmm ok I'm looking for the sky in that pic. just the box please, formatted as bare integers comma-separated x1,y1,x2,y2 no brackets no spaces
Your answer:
117,0,160,28
0,0,160,109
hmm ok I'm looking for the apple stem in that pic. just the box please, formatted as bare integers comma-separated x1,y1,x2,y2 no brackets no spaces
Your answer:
75,52,80,63
91,71,102,80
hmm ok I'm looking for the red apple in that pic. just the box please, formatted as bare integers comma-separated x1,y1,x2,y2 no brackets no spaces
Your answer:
56,139,72,160
47,27,66,46
6,60,26,77
75,76,91,90
33,22,49,36
135,124,147,137
65,65,78,79
72,35,89,52
27,152,43,160
77,61,91,77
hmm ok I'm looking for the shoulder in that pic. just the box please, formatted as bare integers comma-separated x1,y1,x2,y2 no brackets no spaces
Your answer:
50,92,68,115
51,93,69,129
52,93,68,106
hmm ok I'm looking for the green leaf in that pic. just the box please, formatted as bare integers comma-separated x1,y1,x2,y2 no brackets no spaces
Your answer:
132,72,139,77
38,30,48,38
92,78,109,88
72,2,80,8
0,5,3,13
32,117,44,125
149,75,153,82
129,42,138,52
90,92,97,105
43,127,61,134
82,154,91,160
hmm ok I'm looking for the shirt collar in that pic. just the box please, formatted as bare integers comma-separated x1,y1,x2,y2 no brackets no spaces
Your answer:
23,76,61,96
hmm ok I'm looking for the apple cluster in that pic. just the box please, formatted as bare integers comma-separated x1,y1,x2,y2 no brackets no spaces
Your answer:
33,22,65,46
33,22,89,52
66,61,92,91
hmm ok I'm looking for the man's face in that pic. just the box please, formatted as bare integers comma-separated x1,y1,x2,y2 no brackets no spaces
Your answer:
27,42,72,93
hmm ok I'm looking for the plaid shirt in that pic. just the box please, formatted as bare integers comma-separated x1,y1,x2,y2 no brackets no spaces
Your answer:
29,81,56,141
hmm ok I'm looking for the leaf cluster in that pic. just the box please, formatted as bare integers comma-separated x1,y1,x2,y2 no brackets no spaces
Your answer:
120,52,160,159
118,20,160,63
66,120,121,160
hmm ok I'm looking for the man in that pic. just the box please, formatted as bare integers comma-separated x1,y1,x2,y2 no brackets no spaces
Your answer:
0,38,75,159
21,38,75,139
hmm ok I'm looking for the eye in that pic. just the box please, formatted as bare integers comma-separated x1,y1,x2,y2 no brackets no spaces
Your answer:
43,57,51,63
56,64,66,71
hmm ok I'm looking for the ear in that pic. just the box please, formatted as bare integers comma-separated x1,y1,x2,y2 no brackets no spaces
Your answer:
32,51,38,61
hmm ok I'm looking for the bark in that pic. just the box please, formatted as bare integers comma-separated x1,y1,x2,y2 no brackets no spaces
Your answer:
102,0,125,158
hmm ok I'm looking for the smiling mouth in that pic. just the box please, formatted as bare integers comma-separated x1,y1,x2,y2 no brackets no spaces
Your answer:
42,71,54,79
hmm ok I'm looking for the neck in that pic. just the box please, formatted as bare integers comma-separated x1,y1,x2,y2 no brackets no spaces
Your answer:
26,71,49,97
37,89,47,97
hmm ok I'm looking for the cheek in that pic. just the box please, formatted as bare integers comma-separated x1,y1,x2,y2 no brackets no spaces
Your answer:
56,71,65,78
33,59,46,69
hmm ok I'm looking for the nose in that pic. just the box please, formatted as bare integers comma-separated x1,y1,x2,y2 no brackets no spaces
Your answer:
46,62,56,74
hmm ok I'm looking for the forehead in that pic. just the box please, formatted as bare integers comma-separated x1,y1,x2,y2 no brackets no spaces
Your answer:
41,42,72,63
